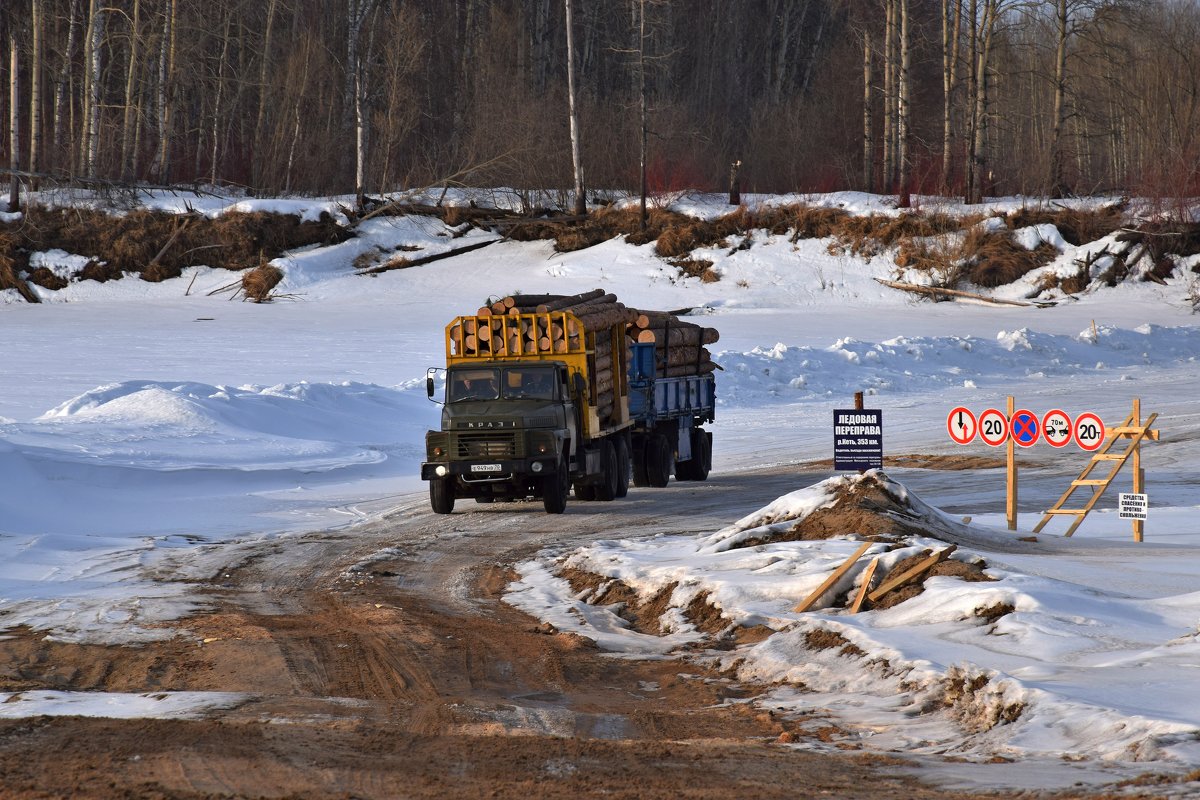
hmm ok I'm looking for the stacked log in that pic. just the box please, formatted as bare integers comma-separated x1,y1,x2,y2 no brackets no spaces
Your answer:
626,310,719,377
459,289,638,361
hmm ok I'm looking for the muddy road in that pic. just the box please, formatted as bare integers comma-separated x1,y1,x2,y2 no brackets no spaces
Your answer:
0,467,1113,799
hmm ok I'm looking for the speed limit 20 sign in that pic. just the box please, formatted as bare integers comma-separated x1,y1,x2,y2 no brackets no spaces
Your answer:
1073,412,1105,451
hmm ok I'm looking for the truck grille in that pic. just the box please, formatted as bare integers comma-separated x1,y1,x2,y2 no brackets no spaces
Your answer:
455,432,521,459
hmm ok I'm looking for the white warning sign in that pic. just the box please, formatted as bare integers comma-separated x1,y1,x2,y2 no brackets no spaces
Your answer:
1118,493,1148,520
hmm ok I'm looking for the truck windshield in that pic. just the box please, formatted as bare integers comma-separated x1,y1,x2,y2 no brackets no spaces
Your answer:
448,368,500,402
503,367,556,401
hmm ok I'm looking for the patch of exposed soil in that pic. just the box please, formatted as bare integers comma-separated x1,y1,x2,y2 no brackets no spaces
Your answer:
0,472,1123,799
805,629,866,658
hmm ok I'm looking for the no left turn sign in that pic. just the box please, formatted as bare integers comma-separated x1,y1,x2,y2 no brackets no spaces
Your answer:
1042,409,1072,448
1074,411,1106,451
947,406,977,445
978,408,1009,447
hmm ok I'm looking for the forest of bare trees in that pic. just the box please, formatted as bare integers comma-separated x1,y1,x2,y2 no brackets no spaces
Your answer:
3,0,1200,209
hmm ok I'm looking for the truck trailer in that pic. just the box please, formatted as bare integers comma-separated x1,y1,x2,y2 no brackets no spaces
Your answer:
420,291,716,514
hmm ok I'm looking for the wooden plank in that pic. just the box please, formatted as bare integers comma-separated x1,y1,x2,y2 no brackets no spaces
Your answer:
850,557,880,614
867,546,957,603
793,541,873,613
1107,427,1159,440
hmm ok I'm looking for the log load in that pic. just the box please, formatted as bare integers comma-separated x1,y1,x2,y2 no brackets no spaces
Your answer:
626,309,720,378
456,292,718,382
457,291,636,358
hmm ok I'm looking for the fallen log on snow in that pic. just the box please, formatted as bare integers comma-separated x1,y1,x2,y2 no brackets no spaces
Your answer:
874,278,1033,307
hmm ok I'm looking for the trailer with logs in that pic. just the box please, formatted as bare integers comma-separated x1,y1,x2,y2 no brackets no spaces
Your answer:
420,289,717,514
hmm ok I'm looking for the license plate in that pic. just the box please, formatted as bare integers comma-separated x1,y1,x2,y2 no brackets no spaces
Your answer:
470,463,503,473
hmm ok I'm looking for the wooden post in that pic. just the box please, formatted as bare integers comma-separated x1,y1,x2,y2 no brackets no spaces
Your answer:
1132,398,1143,543
1006,395,1017,531
729,159,741,205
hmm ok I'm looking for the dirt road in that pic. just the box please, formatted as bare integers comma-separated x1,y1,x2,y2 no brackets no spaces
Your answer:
0,469,1120,798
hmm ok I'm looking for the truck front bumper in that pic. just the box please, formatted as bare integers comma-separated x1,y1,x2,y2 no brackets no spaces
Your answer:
421,457,560,482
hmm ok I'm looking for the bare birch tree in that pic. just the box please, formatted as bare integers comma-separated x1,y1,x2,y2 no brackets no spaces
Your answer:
120,0,141,181
942,0,963,190
565,0,585,216
154,0,177,183
29,0,43,188
9,25,20,212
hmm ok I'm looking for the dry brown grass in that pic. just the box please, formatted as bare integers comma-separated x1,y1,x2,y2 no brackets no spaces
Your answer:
241,263,285,303
897,226,1059,289
830,211,967,258
0,205,350,288
960,229,1059,288
1006,205,1124,246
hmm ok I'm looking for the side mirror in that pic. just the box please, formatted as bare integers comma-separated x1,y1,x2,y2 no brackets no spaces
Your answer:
426,368,442,404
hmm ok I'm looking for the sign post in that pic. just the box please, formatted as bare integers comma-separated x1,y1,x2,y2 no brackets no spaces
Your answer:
1006,396,1017,531
1131,398,1144,542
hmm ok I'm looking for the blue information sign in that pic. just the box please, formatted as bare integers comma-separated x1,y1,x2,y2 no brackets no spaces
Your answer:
834,408,883,471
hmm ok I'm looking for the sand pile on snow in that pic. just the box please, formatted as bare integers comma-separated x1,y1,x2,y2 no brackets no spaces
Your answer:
699,470,976,552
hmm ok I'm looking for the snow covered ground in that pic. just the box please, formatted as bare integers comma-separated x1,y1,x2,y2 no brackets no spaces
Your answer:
2,189,1199,791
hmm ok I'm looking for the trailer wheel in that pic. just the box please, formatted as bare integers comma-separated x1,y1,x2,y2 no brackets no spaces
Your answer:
430,478,455,514
614,435,630,498
675,442,697,481
645,434,672,488
543,459,569,514
690,428,711,482
594,439,620,501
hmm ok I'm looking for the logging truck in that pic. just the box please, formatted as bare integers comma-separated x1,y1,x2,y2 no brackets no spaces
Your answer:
420,290,717,514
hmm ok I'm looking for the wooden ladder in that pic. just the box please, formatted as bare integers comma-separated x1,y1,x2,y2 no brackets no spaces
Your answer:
1033,410,1158,537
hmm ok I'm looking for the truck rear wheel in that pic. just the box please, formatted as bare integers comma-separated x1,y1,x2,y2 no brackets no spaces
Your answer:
632,438,650,487
645,434,672,488
543,459,569,514
594,439,620,501
614,435,630,498
430,477,455,514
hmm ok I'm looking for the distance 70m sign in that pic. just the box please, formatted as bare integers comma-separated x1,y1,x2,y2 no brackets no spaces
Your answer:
947,406,1105,451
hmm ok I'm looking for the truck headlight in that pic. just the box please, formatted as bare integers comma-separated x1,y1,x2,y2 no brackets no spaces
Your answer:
435,465,448,477
531,461,544,473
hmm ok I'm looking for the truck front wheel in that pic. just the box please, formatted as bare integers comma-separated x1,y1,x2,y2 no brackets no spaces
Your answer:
543,459,569,514
594,439,620,501
430,477,455,514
